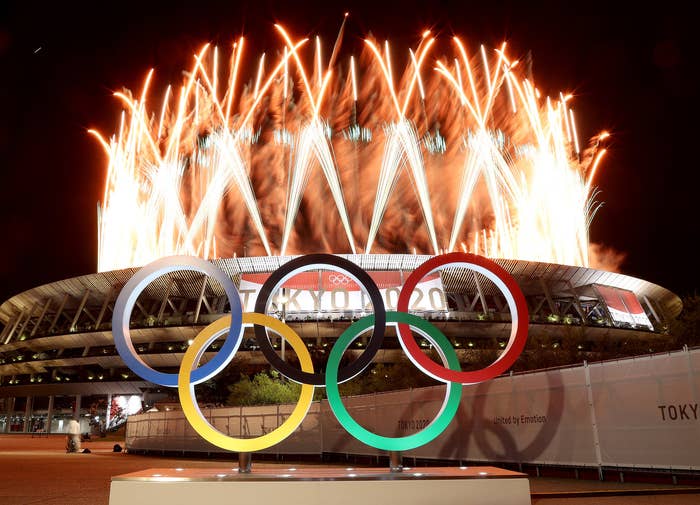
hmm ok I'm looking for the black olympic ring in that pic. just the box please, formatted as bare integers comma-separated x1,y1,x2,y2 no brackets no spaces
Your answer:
254,253,386,385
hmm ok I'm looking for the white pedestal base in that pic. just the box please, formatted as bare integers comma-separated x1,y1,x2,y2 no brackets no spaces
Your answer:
109,466,531,505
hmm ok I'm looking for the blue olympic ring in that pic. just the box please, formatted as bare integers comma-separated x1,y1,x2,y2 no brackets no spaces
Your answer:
112,256,244,387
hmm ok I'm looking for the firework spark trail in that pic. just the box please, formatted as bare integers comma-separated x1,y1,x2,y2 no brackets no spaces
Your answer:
91,26,607,272
434,38,603,265
91,38,307,269
281,118,357,255
437,39,522,254
367,118,439,254
364,36,440,255
275,26,356,255
188,130,272,258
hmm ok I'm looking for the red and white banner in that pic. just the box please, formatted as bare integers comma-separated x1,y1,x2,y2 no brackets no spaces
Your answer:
594,284,654,330
239,271,445,313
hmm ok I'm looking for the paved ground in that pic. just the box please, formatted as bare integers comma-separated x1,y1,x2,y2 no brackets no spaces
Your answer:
1,434,699,505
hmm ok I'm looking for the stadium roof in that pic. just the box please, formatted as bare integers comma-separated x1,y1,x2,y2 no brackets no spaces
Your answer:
0,255,683,325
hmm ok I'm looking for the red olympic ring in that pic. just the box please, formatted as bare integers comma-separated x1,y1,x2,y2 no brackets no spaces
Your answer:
396,252,529,384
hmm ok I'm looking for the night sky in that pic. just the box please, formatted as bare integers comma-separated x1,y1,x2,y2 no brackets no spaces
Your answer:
0,1,697,306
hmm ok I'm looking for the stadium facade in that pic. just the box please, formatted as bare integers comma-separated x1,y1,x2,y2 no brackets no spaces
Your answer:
0,254,682,435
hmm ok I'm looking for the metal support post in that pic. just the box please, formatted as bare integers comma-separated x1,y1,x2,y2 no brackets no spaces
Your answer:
389,451,403,472
239,452,252,473
46,395,54,434
23,396,33,433
105,394,112,430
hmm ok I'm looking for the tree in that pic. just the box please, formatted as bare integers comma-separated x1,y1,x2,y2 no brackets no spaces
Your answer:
227,371,302,406
108,398,126,430
670,293,700,348
225,362,440,406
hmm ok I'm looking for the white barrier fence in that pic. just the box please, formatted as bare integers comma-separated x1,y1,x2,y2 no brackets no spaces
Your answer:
126,346,700,470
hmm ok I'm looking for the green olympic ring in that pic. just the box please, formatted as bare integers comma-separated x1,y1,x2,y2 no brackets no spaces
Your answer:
325,311,463,452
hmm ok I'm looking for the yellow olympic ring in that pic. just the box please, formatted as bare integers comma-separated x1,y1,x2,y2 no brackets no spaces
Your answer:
178,312,315,452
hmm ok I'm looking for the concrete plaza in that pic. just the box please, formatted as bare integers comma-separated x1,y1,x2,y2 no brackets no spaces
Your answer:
1,434,699,505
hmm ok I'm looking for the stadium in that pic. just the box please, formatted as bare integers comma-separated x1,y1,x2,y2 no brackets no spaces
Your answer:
0,254,682,435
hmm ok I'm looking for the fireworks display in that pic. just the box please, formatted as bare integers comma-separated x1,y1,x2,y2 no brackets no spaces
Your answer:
89,24,608,272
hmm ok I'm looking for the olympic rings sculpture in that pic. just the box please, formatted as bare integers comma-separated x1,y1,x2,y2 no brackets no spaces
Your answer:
113,252,528,453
